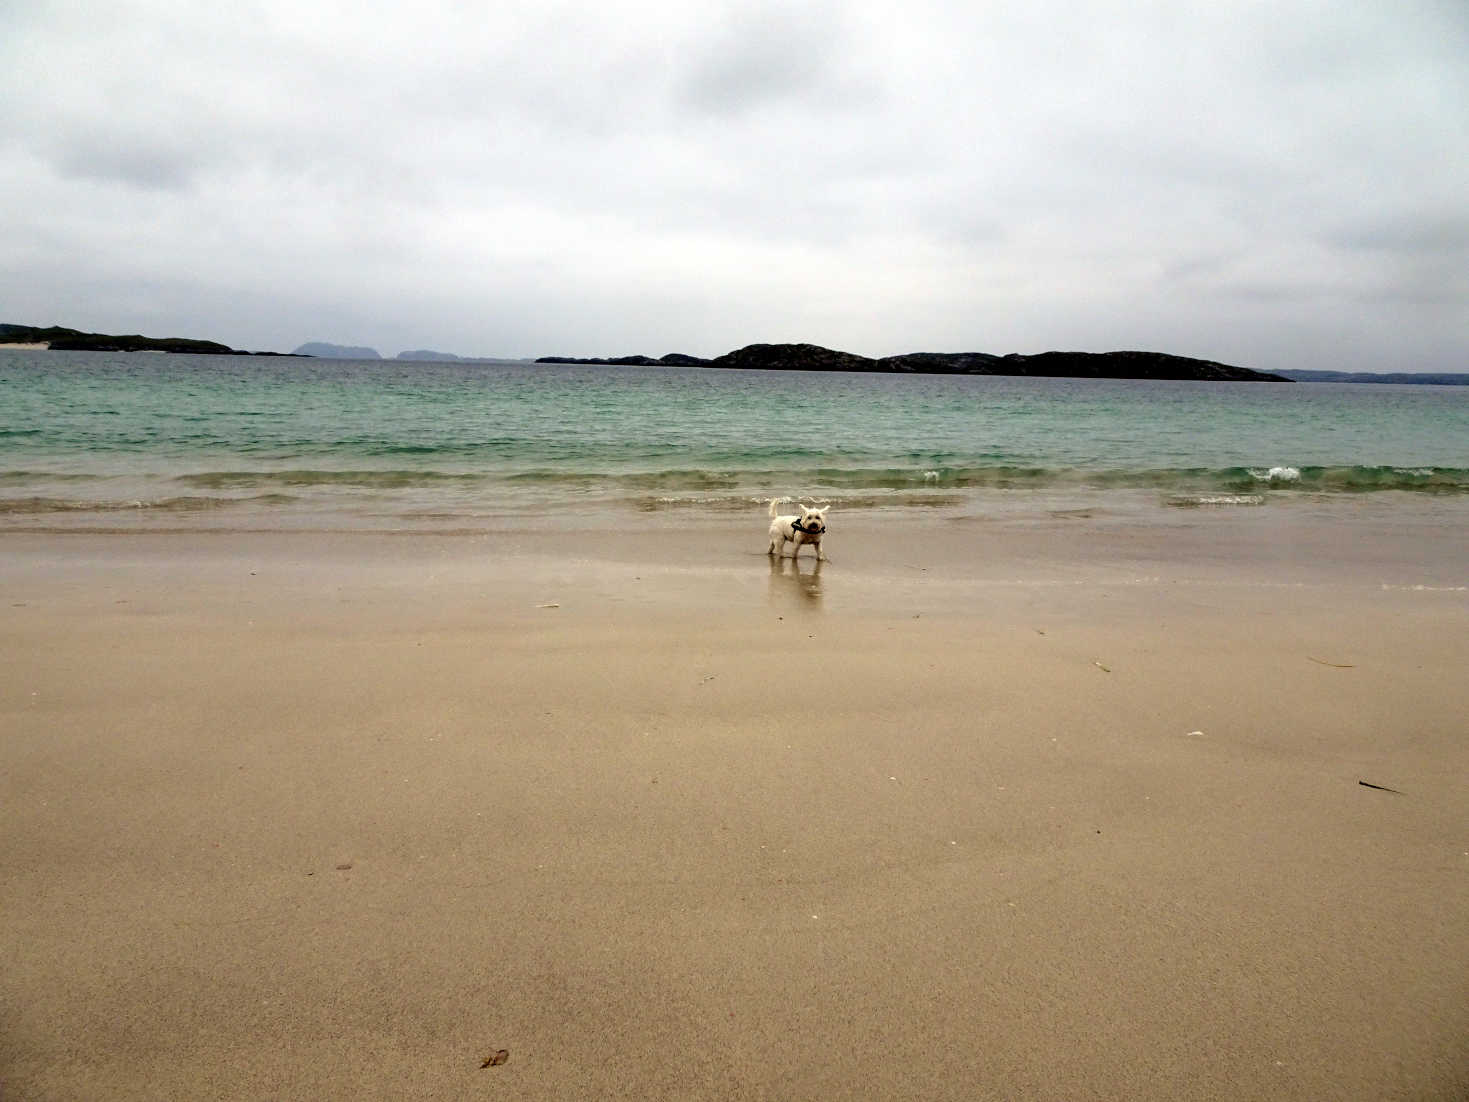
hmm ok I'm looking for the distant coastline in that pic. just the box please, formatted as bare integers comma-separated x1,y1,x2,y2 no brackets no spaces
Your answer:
5,323,1466,383
1272,368,1469,386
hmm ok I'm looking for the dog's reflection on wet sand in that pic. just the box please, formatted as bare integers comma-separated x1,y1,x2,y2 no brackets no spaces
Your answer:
768,554,823,606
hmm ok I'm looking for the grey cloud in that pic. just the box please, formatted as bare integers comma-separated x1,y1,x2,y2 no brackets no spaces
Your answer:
679,5,881,117
1329,213,1469,255
51,140,199,191
683,37,827,115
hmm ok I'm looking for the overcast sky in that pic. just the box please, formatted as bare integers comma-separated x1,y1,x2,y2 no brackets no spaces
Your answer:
3,0,1466,371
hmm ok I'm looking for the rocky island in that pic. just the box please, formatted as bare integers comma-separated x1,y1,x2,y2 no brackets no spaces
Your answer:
538,343,1291,381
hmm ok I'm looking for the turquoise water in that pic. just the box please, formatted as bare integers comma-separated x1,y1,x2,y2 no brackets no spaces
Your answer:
3,349,1467,529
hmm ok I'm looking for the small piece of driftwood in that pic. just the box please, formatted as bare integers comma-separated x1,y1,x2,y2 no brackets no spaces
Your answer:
1358,780,1403,794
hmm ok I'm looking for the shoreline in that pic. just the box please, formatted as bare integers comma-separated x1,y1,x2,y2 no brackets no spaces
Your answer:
3,518,1466,1098
3,491,1467,585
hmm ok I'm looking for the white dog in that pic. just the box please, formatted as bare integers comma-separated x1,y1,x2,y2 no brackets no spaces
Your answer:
767,498,830,561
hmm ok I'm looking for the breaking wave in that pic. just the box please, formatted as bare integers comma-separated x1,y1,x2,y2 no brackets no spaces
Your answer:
455,463,1468,494
503,463,1469,495
3,463,1464,525
159,462,1469,500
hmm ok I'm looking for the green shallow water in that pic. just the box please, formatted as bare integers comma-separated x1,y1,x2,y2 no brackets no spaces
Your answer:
3,350,1467,528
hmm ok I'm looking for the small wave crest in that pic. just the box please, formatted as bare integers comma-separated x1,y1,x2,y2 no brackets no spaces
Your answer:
1240,465,1466,493
631,491,968,512
0,493,298,515
507,462,1469,498
0,470,105,484
176,469,487,490
1166,493,1266,508
509,468,744,491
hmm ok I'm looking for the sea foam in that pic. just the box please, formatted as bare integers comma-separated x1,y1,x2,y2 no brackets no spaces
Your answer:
1166,493,1265,507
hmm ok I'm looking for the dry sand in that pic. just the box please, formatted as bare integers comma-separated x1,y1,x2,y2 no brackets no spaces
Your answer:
2,509,1466,1100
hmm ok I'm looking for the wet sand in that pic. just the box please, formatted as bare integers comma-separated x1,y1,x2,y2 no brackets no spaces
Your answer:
3,510,1467,1099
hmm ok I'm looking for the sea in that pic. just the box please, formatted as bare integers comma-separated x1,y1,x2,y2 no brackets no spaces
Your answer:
3,348,1467,532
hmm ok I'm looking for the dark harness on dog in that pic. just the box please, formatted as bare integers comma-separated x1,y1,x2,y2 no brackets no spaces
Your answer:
792,519,820,535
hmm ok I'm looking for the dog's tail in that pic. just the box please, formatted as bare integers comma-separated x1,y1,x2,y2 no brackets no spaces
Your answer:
768,497,790,517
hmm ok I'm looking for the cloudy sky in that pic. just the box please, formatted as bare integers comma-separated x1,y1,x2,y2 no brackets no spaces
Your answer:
3,0,1466,371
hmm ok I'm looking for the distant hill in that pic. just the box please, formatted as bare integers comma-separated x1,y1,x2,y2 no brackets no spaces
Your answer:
538,343,1290,382
293,342,382,359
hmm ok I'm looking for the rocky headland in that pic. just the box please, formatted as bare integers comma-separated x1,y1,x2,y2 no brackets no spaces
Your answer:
0,324,297,356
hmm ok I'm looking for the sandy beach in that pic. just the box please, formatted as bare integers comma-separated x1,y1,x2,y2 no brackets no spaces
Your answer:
3,507,1466,1100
